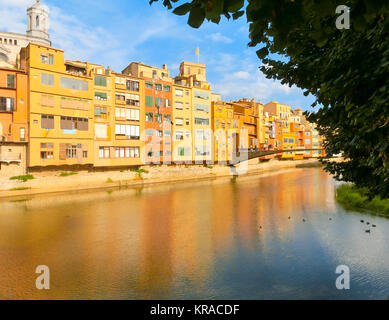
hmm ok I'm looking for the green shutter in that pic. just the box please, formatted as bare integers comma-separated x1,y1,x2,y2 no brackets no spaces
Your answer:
146,96,153,107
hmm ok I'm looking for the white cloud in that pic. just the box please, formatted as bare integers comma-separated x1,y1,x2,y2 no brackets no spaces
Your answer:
208,51,304,106
207,32,233,43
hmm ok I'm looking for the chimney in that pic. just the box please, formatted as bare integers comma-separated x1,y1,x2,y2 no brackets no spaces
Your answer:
162,64,167,70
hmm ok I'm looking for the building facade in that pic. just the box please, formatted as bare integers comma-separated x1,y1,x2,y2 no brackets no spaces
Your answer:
123,62,172,164
0,64,28,175
24,43,94,168
175,62,212,163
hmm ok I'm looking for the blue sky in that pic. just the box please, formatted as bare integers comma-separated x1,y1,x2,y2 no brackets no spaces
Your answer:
0,0,317,111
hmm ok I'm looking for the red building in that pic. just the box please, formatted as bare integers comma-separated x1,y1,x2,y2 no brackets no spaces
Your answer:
122,63,173,164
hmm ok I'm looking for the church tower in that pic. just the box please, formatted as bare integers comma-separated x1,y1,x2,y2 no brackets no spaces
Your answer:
26,0,50,42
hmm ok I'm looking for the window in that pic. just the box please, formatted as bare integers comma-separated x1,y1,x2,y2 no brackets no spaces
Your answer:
178,147,191,156
66,145,77,158
113,147,140,158
146,95,153,107
94,92,107,100
155,113,162,123
155,83,162,91
164,85,170,92
146,112,153,122
126,80,139,91
164,130,171,137
164,98,171,107
41,73,54,86
195,130,210,140
83,151,88,158
175,131,184,140
155,97,162,107
94,75,107,87
145,81,153,89
164,114,171,123
194,90,209,100
146,129,154,136
175,117,183,126
20,127,25,142
194,103,209,112
7,74,15,88
0,97,15,112
114,124,140,139
156,130,163,137
41,114,54,129
95,123,108,139
175,102,183,110
60,117,88,131
185,119,190,125
128,108,140,121
41,151,54,160
195,145,210,156
49,54,54,65
175,89,183,97
99,147,110,158
60,77,88,91
194,117,209,125
41,55,48,64
41,94,55,107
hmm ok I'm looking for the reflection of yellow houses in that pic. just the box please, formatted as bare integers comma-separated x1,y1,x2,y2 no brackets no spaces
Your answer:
211,100,235,163
23,43,94,167
175,62,212,163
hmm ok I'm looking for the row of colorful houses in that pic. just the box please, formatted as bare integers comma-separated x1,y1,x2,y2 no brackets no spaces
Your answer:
0,42,325,176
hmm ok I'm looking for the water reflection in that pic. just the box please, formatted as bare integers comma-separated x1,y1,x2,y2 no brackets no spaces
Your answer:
0,168,388,299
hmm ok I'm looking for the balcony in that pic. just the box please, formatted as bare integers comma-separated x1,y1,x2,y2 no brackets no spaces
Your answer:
0,153,22,163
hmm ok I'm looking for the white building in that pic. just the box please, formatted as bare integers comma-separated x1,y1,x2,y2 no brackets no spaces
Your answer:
0,0,51,65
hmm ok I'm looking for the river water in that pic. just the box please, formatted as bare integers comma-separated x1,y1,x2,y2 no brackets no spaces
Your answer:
0,168,388,300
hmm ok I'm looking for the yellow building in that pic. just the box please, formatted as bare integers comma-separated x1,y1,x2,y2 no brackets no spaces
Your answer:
172,84,193,163
23,43,94,168
98,72,144,167
90,64,114,167
88,65,145,168
280,131,296,159
211,100,235,163
264,101,291,131
175,62,212,163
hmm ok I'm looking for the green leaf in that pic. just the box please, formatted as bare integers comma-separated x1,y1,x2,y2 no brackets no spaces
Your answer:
232,10,244,20
173,3,192,15
188,6,206,28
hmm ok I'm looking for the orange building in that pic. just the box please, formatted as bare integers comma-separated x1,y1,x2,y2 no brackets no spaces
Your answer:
123,63,173,164
0,63,28,176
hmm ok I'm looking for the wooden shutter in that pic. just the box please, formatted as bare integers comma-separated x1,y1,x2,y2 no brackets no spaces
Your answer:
59,143,66,160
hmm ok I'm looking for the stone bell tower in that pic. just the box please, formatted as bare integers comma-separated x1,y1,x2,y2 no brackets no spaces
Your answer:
26,0,50,42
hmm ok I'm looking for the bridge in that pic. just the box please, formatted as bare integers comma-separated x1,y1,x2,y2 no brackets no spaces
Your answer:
228,148,324,166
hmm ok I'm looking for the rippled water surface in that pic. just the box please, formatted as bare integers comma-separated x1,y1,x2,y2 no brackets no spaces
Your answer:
0,168,388,299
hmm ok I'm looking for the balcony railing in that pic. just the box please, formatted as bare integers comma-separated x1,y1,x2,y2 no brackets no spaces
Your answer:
0,153,22,163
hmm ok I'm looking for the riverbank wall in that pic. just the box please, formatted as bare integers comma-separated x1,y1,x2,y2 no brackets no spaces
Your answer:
0,158,336,200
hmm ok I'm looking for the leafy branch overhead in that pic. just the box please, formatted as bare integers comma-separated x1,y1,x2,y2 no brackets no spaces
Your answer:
150,0,388,57
150,0,389,199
